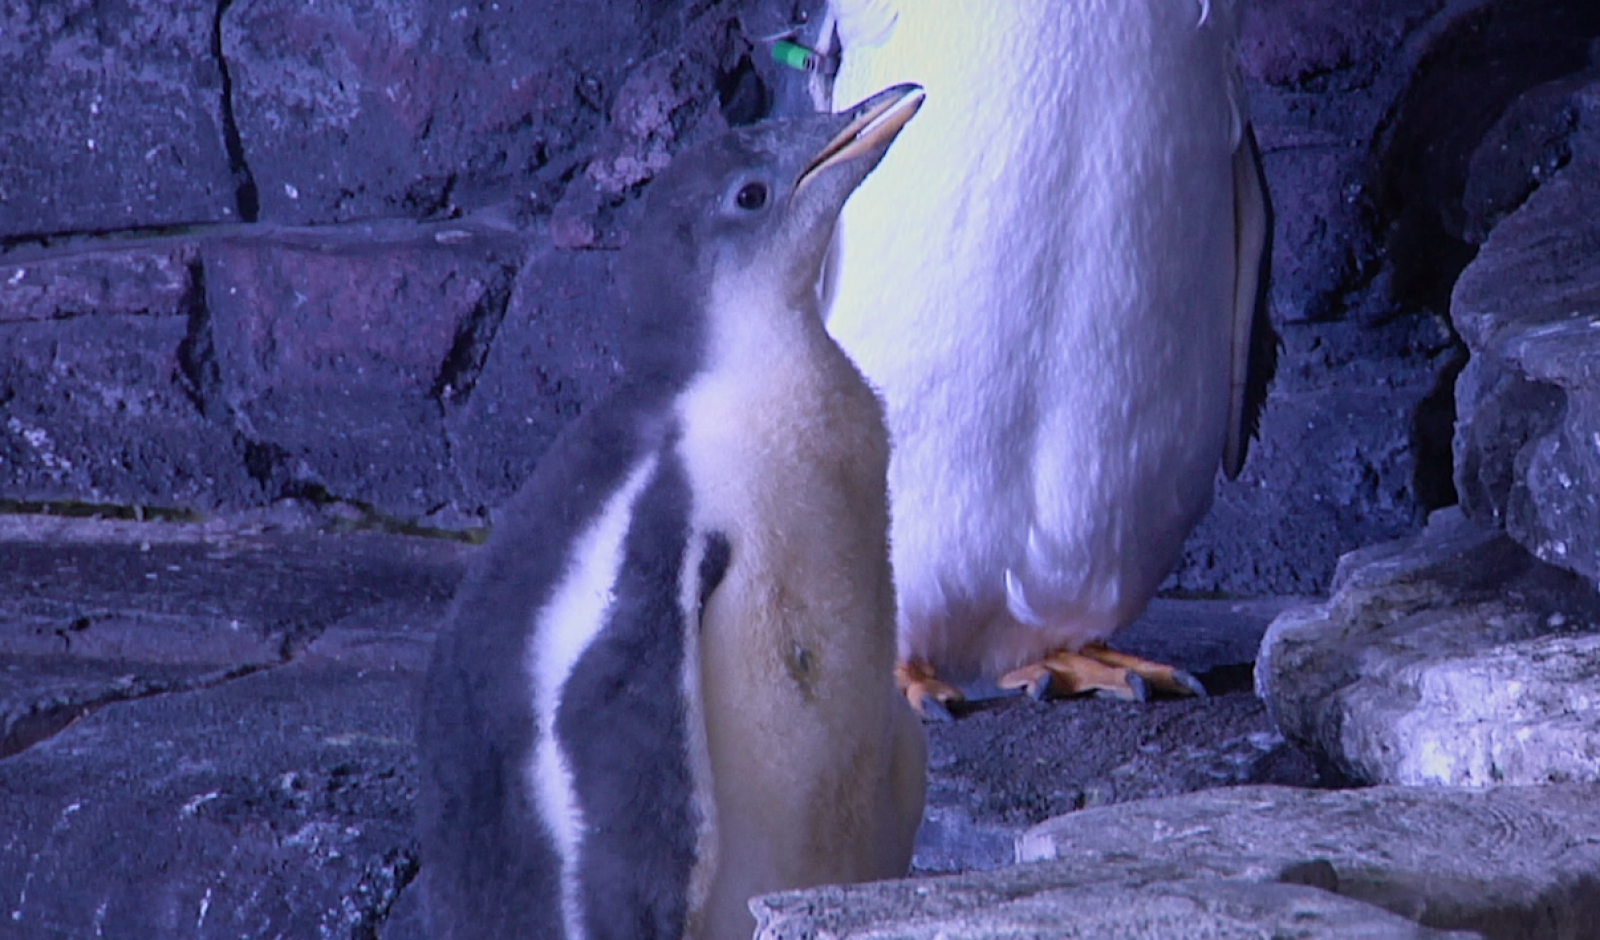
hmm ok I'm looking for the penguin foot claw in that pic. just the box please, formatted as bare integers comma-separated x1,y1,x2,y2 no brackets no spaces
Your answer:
999,651,1133,700
1079,643,1209,699
895,660,964,721
1093,672,1150,702
919,696,958,723
998,644,1204,702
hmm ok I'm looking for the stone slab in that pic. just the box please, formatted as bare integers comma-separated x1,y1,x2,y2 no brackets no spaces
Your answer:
916,598,1318,873
0,1,237,239
1257,507,1600,786
762,779,1547,940
0,244,259,508
1452,80,1600,585
442,245,624,511
756,875,1477,940
0,517,464,939
1017,783,1600,940
0,515,1321,936
3,656,426,939
200,226,520,518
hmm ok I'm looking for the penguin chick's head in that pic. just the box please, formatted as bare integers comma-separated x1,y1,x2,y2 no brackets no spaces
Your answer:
620,83,923,373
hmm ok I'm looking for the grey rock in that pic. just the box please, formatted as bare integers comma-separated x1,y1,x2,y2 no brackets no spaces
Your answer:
222,0,605,226
1452,79,1600,585
0,518,1320,937
0,1,237,239
200,225,520,517
915,598,1320,874
755,874,1476,940
1239,0,1446,325
0,517,465,939
1461,75,1591,243
0,244,257,509
0,245,198,324
1375,1,1600,256
1257,507,1600,786
1017,783,1600,940
1172,314,1453,596
442,245,624,511
222,0,749,228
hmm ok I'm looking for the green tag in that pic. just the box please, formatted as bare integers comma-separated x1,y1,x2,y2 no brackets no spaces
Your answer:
772,40,820,72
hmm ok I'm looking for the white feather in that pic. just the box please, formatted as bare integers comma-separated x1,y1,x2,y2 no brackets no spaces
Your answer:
832,0,899,48
826,0,1252,679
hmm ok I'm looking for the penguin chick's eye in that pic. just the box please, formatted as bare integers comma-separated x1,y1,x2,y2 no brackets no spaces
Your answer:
735,181,770,211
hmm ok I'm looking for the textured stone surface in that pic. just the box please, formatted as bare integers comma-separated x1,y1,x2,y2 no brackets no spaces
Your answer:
0,517,1324,938
1173,314,1455,595
0,244,257,509
1452,76,1600,584
6,0,1586,599
223,0,747,228
914,598,1319,874
757,782,1600,940
1017,784,1600,940
442,246,625,510
0,517,466,939
756,875,1476,940
0,0,238,239
200,226,519,517
1257,508,1600,786
1239,0,1445,323
1169,0,1481,595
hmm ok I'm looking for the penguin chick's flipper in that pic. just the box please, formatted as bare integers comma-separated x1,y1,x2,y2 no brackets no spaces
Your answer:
895,659,963,722
997,644,1207,703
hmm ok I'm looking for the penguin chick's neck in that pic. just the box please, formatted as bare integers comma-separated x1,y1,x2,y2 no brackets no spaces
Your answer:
700,255,839,384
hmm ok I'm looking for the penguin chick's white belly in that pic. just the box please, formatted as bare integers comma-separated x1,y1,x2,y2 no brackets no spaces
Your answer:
677,276,925,940
827,0,1245,681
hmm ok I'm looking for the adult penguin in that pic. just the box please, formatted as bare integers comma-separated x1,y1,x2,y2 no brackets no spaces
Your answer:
819,0,1275,716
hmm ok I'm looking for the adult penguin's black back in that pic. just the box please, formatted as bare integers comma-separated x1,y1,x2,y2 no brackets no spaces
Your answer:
417,85,928,940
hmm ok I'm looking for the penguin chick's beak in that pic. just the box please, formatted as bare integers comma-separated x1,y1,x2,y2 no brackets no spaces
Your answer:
796,83,925,194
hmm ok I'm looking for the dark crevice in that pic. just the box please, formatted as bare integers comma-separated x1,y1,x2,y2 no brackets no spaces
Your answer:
0,220,226,255
430,265,516,404
213,0,260,223
717,53,771,126
242,438,297,496
1375,0,1600,313
176,258,227,421
402,173,460,219
0,500,204,523
0,659,280,761
1196,663,1256,697
350,848,422,940
1411,331,1470,511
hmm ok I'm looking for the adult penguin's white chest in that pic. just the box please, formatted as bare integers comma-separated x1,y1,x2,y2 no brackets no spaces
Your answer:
826,0,1250,681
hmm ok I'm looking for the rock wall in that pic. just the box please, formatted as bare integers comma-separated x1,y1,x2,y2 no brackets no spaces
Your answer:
1,0,756,529
1452,74,1600,586
3,0,1600,598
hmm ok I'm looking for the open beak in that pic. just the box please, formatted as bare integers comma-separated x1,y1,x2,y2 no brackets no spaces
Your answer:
795,83,925,193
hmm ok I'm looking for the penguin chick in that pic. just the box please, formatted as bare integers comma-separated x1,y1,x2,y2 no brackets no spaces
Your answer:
821,0,1275,717
417,84,928,940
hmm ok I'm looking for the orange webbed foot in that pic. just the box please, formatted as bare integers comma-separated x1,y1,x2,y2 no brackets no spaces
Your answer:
895,659,964,722
998,643,1206,702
